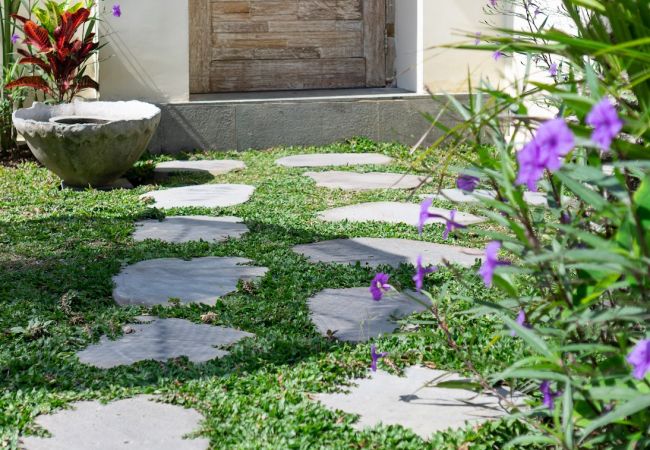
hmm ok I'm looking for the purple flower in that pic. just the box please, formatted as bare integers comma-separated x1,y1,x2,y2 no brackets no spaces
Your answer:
516,118,575,190
474,32,482,45
493,50,503,61
11,33,19,44
112,3,122,17
457,174,480,192
370,273,391,301
586,98,623,153
626,339,650,380
549,63,558,77
418,198,466,237
510,309,531,336
478,241,507,287
540,381,561,411
489,0,498,6
370,345,388,372
412,255,437,291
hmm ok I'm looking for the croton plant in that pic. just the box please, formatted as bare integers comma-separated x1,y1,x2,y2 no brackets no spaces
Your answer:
7,1,100,104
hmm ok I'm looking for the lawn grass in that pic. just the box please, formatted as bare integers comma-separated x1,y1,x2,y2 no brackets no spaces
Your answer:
0,139,529,449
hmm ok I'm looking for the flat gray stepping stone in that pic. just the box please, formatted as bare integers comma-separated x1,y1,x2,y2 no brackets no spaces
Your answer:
304,171,427,190
155,160,245,176
276,153,393,167
309,287,428,342
77,317,253,368
318,202,485,226
422,189,562,207
133,216,248,243
293,238,483,268
140,184,254,209
113,257,268,306
21,395,209,450
313,366,511,438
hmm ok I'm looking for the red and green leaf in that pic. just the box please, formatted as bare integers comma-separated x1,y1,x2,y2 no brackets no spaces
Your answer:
18,56,52,74
5,76,52,93
23,21,52,52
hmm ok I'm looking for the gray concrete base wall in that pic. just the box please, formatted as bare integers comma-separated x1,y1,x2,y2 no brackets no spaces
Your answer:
148,94,467,153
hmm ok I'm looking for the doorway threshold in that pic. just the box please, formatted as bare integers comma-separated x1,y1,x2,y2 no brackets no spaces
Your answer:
188,87,425,104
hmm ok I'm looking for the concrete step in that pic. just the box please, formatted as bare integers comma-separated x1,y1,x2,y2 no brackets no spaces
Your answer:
148,88,465,153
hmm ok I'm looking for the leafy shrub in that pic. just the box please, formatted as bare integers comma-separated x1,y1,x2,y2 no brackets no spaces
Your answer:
371,0,650,447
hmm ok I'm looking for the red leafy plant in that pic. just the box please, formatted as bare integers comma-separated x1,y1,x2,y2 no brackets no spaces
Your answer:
7,3,99,104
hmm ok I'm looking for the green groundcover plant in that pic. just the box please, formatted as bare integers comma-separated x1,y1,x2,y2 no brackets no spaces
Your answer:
369,0,649,448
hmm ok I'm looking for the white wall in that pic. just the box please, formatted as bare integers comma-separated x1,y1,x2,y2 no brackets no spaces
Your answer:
97,0,504,102
98,0,189,103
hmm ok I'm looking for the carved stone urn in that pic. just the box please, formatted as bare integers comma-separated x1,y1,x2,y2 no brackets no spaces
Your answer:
13,101,161,188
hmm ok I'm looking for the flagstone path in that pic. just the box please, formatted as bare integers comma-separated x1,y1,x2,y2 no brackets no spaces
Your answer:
76,316,253,368
313,366,511,438
42,151,513,445
140,184,255,209
308,288,428,342
276,153,393,167
305,171,428,190
21,395,209,450
318,201,485,227
133,216,249,243
154,159,246,176
293,238,483,268
113,257,268,306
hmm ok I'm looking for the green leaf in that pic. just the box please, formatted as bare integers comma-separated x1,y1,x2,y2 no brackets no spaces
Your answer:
503,434,560,449
579,395,650,443
502,315,557,362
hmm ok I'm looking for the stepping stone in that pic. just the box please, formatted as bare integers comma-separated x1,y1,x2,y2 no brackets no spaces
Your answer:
313,366,512,438
140,184,254,209
422,189,564,207
293,238,483,268
276,153,393,168
21,395,209,450
133,216,248,243
113,257,268,306
318,202,485,227
154,159,245,176
309,287,428,342
304,171,427,190
77,316,253,368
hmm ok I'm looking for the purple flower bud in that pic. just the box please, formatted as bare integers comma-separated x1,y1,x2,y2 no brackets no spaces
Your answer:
540,381,561,411
586,98,623,153
112,3,122,17
370,345,388,372
412,255,437,291
456,174,480,192
370,273,391,301
474,32,482,45
549,63,558,77
510,309,531,336
626,339,650,380
11,33,19,44
493,50,503,61
478,241,508,287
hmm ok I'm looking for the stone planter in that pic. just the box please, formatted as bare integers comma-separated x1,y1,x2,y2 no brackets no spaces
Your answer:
13,101,161,188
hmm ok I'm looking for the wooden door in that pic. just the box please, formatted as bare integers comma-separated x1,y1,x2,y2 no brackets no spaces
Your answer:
189,0,387,93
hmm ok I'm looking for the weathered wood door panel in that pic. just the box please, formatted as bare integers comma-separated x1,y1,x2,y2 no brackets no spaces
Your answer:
190,0,386,93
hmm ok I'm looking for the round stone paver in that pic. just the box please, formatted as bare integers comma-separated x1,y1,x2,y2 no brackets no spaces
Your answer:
21,395,209,450
77,316,253,368
318,202,485,227
133,216,249,243
313,366,513,439
113,257,268,306
293,238,483,268
304,171,428,190
309,287,428,342
140,184,255,209
276,153,393,168
422,189,563,207
155,159,245,176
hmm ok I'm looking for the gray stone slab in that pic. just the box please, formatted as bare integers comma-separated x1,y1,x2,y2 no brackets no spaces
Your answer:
113,257,268,306
422,189,564,207
293,238,483,268
140,184,255,209
309,287,428,342
21,395,209,450
305,171,428,190
77,317,253,368
313,366,511,438
276,153,393,168
133,216,248,243
318,202,485,227
155,160,245,176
